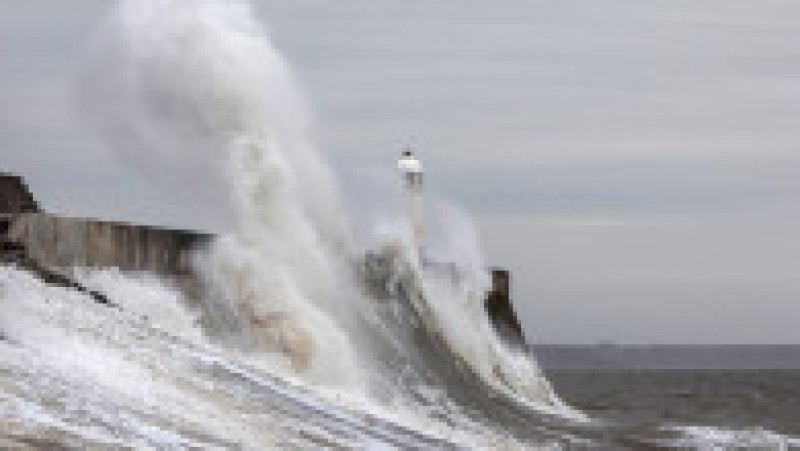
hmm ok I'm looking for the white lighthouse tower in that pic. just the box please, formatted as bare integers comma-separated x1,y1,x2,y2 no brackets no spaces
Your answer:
397,149,425,253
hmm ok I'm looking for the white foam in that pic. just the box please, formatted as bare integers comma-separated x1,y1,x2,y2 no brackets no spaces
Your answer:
668,425,799,450
68,0,579,443
85,0,365,390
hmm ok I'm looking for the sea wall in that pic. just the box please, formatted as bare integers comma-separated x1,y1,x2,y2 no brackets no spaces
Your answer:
8,213,211,275
1,173,525,346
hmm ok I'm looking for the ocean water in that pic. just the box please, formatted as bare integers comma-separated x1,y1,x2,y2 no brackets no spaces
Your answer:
2,0,796,449
547,369,800,449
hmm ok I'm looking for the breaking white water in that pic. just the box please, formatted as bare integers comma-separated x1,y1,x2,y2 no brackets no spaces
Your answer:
0,266,487,448
1,0,583,448
80,0,566,411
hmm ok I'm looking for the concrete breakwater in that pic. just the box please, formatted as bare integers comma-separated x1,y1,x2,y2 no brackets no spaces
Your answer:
1,173,211,275
1,173,526,346
8,213,210,274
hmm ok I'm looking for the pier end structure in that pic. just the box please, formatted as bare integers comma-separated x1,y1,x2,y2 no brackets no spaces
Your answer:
485,268,527,349
361,247,527,347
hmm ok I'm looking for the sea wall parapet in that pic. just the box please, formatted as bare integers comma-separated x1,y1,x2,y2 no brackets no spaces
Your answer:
7,213,211,274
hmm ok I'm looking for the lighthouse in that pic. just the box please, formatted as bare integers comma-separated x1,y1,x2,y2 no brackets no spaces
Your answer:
397,149,425,253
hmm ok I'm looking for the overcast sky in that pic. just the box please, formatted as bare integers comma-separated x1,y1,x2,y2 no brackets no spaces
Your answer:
2,1,800,344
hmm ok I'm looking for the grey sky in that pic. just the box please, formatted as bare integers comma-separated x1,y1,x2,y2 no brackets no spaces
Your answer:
2,1,799,343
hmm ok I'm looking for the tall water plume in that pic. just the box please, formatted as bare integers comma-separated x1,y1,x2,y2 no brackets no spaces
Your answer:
81,0,568,417
83,0,362,386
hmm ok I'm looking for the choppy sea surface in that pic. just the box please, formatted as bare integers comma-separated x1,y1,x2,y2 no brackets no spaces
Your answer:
546,369,800,449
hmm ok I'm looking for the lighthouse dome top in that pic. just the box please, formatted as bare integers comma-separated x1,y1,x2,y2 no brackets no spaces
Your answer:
397,150,423,173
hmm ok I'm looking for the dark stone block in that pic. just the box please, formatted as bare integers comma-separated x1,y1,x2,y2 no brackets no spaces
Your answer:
0,173,40,214
486,268,527,349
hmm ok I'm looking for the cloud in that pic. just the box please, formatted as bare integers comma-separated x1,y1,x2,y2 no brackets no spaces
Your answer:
255,0,800,168
432,160,800,218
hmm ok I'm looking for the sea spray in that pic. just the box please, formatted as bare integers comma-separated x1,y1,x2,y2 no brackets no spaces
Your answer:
83,0,363,387
0,266,407,448
81,0,571,426
404,197,574,414
341,165,575,414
